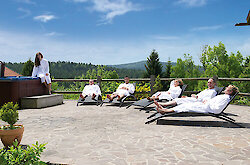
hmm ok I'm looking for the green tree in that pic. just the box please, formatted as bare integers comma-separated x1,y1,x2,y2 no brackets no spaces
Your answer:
200,42,244,78
171,54,201,90
144,49,162,78
21,58,34,76
171,54,200,78
164,58,172,78
200,42,247,91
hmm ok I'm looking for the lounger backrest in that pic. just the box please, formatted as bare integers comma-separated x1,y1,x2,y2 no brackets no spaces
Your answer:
220,92,239,114
214,86,225,95
178,84,188,98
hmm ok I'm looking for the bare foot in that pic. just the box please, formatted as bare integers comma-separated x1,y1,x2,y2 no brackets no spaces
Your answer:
107,94,112,101
80,94,85,100
92,94,96,99
156,107,166,114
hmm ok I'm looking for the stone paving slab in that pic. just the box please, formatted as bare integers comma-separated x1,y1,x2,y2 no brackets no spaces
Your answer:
0,100,249,165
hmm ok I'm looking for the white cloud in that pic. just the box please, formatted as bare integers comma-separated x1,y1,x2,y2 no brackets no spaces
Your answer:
15,0,35,5
70,0,88,2
44,32,63,37
92,0,141,23
67,0,141,24
17,8,31,18
151,35,180,40
191,25,223,31
33,14,56,23
175,0,207,7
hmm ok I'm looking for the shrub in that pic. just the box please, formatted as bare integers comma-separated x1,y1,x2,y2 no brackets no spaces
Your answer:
0,102,19,130
0,140,47,165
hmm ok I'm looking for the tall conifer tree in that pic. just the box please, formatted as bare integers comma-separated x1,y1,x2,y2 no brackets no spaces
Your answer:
144,49,162,77
21,58,34,76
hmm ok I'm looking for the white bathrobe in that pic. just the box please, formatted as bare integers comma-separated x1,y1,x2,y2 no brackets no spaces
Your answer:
173,94,231,114
32,59,51,84
114,83,135,96
152,80,182,100
174,88,217,105
82,84,101,97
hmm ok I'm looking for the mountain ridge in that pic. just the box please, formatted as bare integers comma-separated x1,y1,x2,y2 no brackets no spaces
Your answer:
108,60,176,71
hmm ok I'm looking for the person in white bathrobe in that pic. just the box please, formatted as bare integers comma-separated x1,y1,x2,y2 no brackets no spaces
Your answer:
107,76,135,101
158,78,217,107
32,52,52,94
147,79,184,101
80,79,101,100
154,85,238,115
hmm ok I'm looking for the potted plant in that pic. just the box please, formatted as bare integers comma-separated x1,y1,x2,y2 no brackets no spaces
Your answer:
0,102,24,148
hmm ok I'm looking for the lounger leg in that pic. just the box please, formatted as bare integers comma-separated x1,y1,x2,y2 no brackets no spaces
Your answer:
219,114,236,122
214,115,244,128
145,117,158,124
126,103,132,109
147,112,159,119
119,102,123,108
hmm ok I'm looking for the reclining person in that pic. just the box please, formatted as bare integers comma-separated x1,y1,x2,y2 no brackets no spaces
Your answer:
154,85,238,115
80,79,101,100
156,78,217,107
147,79,184,101
107,76,135,101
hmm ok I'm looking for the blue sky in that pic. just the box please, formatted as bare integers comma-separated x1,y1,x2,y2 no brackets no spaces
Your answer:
0,0,249,65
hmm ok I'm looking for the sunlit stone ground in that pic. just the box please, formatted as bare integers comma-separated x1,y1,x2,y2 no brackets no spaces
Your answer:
0,100,249,165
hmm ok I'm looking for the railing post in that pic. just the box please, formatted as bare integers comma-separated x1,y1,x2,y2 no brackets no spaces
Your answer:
97,76,102,90
0,61,5,77
150,75,155,95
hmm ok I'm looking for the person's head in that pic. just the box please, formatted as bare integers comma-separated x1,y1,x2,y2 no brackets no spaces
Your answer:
89,79,94,85
207,78,216,89
124,76,130,84
174,79,184,87
224,85,239,96
35,52,43,67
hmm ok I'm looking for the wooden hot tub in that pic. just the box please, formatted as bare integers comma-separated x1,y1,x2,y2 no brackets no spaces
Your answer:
0,77,48,106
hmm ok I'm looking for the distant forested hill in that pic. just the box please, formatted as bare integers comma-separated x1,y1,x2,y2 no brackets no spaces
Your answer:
6,61,145,78
108,60,176,70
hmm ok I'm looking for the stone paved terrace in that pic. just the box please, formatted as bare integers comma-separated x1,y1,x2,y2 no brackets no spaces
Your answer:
0,100,249,165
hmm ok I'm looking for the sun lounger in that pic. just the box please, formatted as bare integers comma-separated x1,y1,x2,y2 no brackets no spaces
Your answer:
145,92,244,128
77,95,102,106
214,86,225,95
101,83,137,107
126,84,188,109
76,83,102,106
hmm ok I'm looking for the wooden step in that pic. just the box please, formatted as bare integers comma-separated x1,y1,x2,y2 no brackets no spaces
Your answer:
21,94,63,109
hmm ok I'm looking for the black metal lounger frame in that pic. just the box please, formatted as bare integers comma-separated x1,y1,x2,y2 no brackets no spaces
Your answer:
145,92,244,128
76,83,102,106
77,95,102,106
100,83,137,107
126,84,188,109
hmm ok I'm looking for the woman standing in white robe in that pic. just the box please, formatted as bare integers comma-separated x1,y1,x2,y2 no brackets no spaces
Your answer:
32,52,52,94
148,79,183,101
